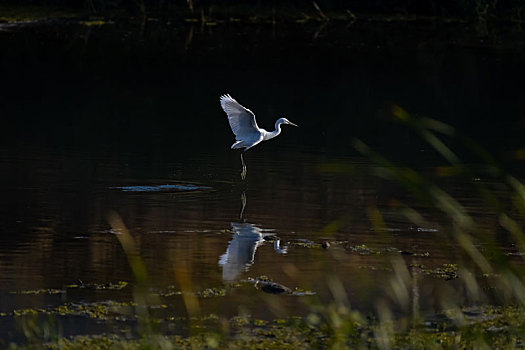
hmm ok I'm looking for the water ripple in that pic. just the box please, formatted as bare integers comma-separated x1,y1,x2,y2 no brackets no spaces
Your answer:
110,184,212,192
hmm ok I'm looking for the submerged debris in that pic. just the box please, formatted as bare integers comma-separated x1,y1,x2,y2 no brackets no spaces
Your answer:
244,276,315,296
257,281,292,294
246,276,292,294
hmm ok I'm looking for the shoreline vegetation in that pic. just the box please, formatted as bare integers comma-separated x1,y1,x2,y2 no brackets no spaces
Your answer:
0,1,523,25
6,304,525,349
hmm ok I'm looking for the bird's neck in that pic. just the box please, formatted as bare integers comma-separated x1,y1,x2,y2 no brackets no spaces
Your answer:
263,123,282,141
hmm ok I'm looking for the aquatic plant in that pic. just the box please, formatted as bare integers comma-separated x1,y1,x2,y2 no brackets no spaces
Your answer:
344,104,525,346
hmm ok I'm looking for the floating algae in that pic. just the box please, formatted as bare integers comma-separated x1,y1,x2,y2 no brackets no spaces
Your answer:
5,301,136,320
410,263,459,280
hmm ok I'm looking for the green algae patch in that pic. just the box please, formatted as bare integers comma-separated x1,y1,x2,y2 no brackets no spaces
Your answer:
9,281,129,296
155,282,314,299
289,239,430,258
10,288,65,295
289,239,322,248
410,263,459,280
12,308,42,316
6,305,525,349
394,305,525,348
348,244,380,255
47,324,323,350
6,301,136,320
197,287,226,298
66,281,129,290
412,251,431,257
156,285,183,297
42,316,325,349
154,286,224,298
291,287,317,296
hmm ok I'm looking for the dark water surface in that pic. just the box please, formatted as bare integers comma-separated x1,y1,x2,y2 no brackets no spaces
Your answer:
0,18,524,338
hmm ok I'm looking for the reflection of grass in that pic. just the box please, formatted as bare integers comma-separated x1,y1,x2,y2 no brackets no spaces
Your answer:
1,2,522,24
0,5,83,23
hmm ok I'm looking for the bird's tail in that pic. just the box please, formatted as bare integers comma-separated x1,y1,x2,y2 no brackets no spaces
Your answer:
231,140,245,149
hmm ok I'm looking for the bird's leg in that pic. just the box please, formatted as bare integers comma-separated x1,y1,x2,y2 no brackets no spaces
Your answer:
239,191,247,221
240,152,247,180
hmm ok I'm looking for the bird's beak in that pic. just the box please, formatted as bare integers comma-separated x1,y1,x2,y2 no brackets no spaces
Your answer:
288,121,298,127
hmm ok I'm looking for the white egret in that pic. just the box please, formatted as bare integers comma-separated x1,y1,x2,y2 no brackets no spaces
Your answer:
219,94,298,179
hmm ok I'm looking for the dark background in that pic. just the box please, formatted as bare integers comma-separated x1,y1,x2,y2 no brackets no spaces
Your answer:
2,0,525,19
1,19,524,165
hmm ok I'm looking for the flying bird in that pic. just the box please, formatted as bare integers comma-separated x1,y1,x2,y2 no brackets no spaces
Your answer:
219,94,298,179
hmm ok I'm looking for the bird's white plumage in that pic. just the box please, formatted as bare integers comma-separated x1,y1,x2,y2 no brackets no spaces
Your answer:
220,94,263,150
219,94,298,179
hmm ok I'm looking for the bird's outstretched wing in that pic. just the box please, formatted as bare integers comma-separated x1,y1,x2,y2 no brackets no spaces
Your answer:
220,94,260,141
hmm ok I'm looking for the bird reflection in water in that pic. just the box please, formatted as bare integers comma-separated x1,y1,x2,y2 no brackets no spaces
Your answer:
219,192,287,281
